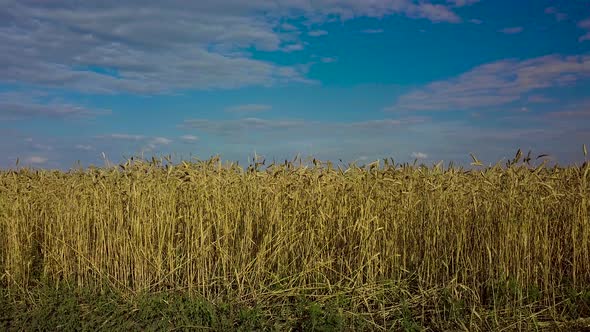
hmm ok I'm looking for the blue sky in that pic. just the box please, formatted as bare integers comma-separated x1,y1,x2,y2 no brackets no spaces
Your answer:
1,0,590,169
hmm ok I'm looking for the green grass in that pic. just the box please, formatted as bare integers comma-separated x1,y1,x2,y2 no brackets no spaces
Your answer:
2,282,590,331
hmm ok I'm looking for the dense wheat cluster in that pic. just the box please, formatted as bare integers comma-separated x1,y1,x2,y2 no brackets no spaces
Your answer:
1,153,589,329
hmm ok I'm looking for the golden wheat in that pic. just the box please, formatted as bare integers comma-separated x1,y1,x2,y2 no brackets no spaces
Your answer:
1,154,589,328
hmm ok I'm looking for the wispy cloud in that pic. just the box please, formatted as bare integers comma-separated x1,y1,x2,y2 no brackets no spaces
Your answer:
182,117,429,139
528,95,555,103
546,110,590,118
177,116,436,164
0,3,309,95
26,139,54,152
469,19,483,24
283,43,304,52
180,135,199,143
389,54,590,112
152,137,173,145
346,118,428,130
0,0,463,97
183,118,305,134
361,29,384,34
579,18,590,42
308,30,328,37
411,152,428,159
144,137,173,152
499,27,524,34
75,144,94,151
544,99,590,118
225,104,272,113
446,0,480,7
0,91,110,120
320,57,338,63
99,134,146,141
25,156,48,165
408,3,461,23
280,23,298,31
93,133,174,155
544,7,568,22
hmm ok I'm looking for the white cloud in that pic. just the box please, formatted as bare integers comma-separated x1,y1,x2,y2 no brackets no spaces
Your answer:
226,104,273,113
0,0,463,98
0,0,464,122
499,27,524,34
446,0,480,7
390,54,590,111
361,29,384,34
183,117,305,134
579,18,590,42
528,95,555,103
411,152,428,159
348,118,428,129
544,7,568,22
29,142,53,151
283,43,304,52
320,57,338,63
0,3,306,94
26,156,48,164
469,19,483,24
280,23,298,31
308,30,328,36
182,117,428,139
143,137,173,152
95,134,172,153
409,3,461,23
180,135,199,142
100,134,146,141
546,110,590,118
75,144,94,151
544,99,590,118
152,137,173,145
0,91,109,119
579,19,590,29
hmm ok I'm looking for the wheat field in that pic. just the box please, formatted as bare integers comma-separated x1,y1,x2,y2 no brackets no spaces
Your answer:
1,152,589,330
